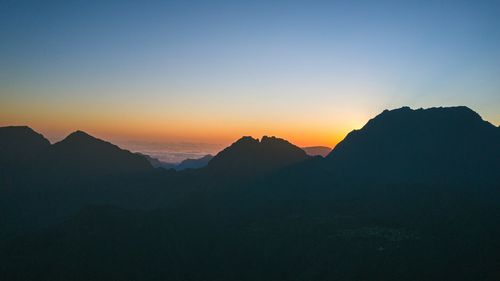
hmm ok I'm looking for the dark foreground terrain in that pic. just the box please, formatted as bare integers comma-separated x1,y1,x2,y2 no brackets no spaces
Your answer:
1,106,499,281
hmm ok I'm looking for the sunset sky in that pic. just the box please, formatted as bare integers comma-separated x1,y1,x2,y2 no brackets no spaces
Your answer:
1,0,500,160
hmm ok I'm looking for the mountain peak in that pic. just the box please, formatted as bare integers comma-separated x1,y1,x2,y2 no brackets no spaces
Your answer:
57,131,121,151
1,125,35,132
327,105,499,182
0,126,49,141
207,135,309,174
63,130,100,142
353,106,492,136
234,136,260,145
380,105,478,115
374,106,483,124
0,126,51,166
49,130,153,175
260,135,287,144
70,130,91,137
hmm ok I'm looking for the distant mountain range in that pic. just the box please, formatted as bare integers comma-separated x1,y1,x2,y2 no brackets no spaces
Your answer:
0,106,499,281
301,146,331,157
141,153,214,171
137,153,177,169
176,154,214,170
0,127,329,174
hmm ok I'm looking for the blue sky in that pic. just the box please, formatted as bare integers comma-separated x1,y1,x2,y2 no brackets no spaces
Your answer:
1,0,499,151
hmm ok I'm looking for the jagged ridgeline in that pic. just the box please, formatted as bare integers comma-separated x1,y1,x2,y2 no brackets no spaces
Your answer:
0,106,499,281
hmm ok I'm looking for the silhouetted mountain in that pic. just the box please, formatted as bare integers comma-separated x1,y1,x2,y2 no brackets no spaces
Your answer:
0,126,50,168
302,146,331,157
327,106,500,183
176,154,213,170
1,106,500,281
207,136,309,174
44,131,153,176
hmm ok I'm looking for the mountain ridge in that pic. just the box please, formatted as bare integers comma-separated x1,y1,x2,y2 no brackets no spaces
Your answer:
1,105,500,281
326,106,500,183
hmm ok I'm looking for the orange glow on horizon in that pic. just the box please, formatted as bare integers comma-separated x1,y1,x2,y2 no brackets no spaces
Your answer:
0,98,365,149
0,111,352,150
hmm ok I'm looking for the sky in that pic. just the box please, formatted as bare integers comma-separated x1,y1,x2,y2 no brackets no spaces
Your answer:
1,0,500,160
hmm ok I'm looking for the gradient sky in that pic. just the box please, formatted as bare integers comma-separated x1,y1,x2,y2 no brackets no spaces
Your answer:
1,0,500,156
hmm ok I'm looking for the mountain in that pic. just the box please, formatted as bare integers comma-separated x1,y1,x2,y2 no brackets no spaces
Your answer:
44,130,153,176
0,126,50,167
302,146,331,157
176,154,213,170
207,136,309,174
327,106,500,183
1,106,500,281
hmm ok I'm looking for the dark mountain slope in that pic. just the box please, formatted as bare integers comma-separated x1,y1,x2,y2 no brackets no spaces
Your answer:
44,131,153,176
327,106,500,183
0,126,50,168
139,154,212,170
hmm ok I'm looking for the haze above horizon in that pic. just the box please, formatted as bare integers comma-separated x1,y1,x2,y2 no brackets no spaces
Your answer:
1,0,500,153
